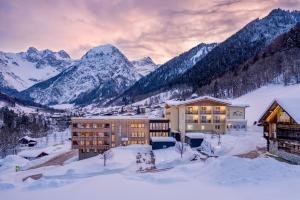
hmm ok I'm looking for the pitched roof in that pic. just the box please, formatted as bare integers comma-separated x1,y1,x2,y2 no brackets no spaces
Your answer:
165,96,231,106
165,96,249,107
259,97,300,124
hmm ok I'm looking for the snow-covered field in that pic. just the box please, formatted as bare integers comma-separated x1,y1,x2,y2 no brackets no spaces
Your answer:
1,127,300,200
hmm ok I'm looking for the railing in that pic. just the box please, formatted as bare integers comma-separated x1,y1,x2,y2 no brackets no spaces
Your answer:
200,111,212,114
72,136,110,140
186,111,198,114
213,111,226,115
185,120,198,123
213,120,225,123
72,144,110,149
200,120,212,123
72,127,111,132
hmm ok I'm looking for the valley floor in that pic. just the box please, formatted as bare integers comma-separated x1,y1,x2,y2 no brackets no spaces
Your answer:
1,126,300,200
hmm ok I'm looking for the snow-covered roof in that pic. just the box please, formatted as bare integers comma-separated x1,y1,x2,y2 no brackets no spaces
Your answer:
19,136,36,142
185,133,206,139
276,98,300,124
166,96,243,107
259,97,300,124
18,149,49,158
150,137,176,142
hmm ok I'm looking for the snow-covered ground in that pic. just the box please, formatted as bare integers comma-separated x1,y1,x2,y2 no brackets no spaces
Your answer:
1,127,300,200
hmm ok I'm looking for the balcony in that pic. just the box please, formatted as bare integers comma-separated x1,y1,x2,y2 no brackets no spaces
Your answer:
185,120,199,123
213,111,226,115
200,111,212,114
200,120,212,123
71,127,111,132
213,120,225,123
186,111,198,114
72,136,110,141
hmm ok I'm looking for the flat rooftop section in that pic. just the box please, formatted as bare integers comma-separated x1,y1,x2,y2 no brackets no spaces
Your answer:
72,115,167,121
185,133,206,139
150,137,176,142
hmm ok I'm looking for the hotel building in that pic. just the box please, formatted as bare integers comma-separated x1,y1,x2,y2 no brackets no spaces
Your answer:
71,116,170,159
165,96,248,138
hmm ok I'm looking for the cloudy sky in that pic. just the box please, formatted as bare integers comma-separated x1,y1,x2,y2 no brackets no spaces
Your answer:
1,0,300,63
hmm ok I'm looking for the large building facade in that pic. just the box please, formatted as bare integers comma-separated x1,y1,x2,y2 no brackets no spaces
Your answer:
165,96,248,138
71,116,170,159
259,98,300,164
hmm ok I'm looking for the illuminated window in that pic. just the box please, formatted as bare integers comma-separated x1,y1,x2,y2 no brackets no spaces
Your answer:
187,124,193,130
201,125,205,130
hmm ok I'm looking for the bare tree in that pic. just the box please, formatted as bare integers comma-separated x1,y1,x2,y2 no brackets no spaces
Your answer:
100,149,113,166
175,142,187,158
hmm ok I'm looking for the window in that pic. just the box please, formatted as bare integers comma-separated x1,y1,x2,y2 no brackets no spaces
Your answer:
201,125,205,130
215,125,220,130
104,124,110,128
92,124,97,128
187,124,194,130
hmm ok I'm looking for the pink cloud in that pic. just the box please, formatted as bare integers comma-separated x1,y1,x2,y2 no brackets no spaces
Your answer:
0,0,300,63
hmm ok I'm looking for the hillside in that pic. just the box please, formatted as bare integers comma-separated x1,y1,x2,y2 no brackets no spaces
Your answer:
197,21,300,98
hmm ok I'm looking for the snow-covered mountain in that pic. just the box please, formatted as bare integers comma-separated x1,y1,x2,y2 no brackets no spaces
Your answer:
112,42,217,104
21,44,138,105
114,9,300,105
131,57,158,78
0,47,72,93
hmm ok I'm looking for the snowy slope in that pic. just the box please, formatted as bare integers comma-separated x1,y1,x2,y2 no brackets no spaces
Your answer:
131,57,158,78
232,84,300,125
21,44,138,105
0,47,72,91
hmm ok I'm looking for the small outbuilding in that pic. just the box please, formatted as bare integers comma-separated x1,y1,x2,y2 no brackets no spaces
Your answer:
185,133,204,148
150,137,176,150
18,149,49,160
18,136,37,147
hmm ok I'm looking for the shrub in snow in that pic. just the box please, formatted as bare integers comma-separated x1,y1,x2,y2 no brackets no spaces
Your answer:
99,149,113,166
198,140,215,156
175,142,187,158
